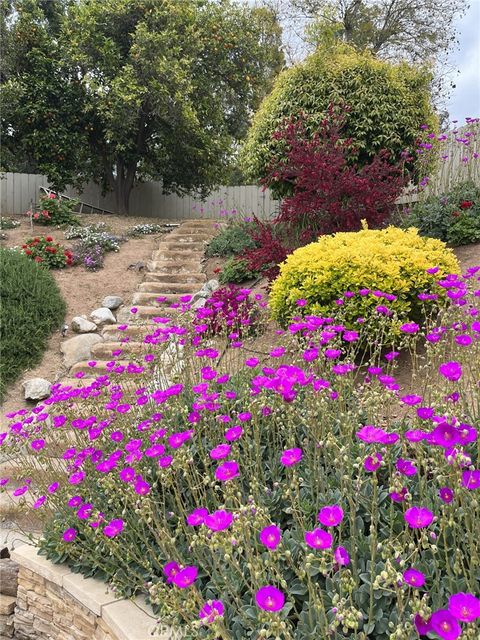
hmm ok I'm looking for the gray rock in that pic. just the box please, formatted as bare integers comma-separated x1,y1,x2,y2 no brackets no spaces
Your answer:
0,558,19,596
192,298,207,309
61,334,103,368
192,279,220,303
102,295,124,310
22,378,51,401
71,316,98,334
90,307,116,327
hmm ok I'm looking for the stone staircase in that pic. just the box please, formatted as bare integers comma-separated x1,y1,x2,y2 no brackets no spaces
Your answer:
0,219,218,548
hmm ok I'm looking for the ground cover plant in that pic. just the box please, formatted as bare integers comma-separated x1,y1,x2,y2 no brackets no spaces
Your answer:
0,248,66,401
1,253,479,639
64,224,125,271
404,182,480,246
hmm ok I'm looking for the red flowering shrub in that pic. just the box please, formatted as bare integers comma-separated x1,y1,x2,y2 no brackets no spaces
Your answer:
266,108,408,241
242,108,408,280
21,236,73,269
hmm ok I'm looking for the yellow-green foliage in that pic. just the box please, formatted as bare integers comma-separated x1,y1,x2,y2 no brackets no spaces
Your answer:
270,227,459,328
242,43,436,191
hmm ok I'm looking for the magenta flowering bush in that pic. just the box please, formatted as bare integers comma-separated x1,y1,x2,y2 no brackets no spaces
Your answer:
1,267,480,639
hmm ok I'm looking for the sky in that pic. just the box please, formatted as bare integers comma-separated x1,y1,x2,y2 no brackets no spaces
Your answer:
446,0,480,124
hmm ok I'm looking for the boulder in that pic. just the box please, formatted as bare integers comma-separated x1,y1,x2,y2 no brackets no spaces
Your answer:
22,378,51,401
71,316,98,334
0,558,18,596
61,334,103,368
102,295,124,310
90,307,116,327
192,279,220,303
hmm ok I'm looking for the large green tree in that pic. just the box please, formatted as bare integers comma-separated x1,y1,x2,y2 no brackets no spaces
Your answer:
1,0,283,213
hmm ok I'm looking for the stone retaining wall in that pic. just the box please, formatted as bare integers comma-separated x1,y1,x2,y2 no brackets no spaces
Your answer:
9,545,183,640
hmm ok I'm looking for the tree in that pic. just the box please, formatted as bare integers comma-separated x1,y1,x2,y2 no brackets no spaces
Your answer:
1,0,284,213
265,0,466,65
241,43,436,191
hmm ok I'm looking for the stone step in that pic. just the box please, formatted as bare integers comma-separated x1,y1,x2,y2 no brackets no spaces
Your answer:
101,324,152,339
158,241,207,251
55,377,108,389
125,305,184,320
147,261,202,273
145,272,206,284
131,292,190,307
68,360,140,377
152,249,204,262
90,341,146,359
167,233,213,243
138,282,198,294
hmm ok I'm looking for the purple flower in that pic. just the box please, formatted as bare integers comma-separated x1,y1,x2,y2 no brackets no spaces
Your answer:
163,561,179,584
364,453,382,472
103,518,124,538
334,546,350,565
448,592,480,622
255,585,285,612
215,460,239,482
172,566,197,588
62,527,77,542
404,506,434,529
396,458,417,476
318,505,344,527
438,487,454,503
199,600,225,624
304,528,333,549
414,614,432,636
439,361,462,382
210,444,231,460
356,425,391,444
68,471,85,485
280,448,302,466
186,508,208,526
403,568,425,588
400,322,419,334
224,426,243,441
430,609,462,640
33,496,47,509
204,510,233,531
259,525,281,550
462,469,480,489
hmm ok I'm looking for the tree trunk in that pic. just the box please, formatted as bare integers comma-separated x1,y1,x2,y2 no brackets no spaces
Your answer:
114,176,132,215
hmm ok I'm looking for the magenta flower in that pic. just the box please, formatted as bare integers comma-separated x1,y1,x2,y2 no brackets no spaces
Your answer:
439,487,454,503
404,506,434,529
103,518,124,538
68,471,85,485
414,613,432,636
31,438,45,451
224,426,243,441
199,600,225,624
210,444,231,460
187,508,208,526
439,361,462,382
204,510,233,531
429,609,461,640
400,322,419,334
62,528,77,542
462,469,480,489
429,423,460,447
448,592,480,622
163,561,180,584
259,525,281,550
403,568,425,588
33,496,47,509
334,546,350,566
255,585,285,612
356,425,391,444
215,460,239,482
396,458,417,476
68,495,82,508
172,566,198,588
304,528,333,549
364,452,382,472
280,448,303,466
318,505,344,527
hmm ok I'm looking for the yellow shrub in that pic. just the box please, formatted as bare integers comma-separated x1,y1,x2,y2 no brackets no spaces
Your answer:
270,227,460,329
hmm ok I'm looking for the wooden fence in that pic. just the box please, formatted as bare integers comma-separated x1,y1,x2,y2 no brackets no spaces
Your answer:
1,123,478,218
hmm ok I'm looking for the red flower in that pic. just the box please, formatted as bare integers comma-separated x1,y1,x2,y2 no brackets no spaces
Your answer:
46,236,53,241
452,211,460,217
213,267,221,274
25,250,32,255
459,200,473,209
34,256,42,263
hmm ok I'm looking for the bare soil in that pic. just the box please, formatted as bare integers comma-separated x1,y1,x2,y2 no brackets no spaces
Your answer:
0,213,175,422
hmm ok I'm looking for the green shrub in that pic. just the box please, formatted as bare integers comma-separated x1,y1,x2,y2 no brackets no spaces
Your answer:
0,217,20,230
0,248,66,400
270,227,459,337
404,181,480,246
242,43,436,195
32,194,80,226
205,221,258,258
219,257,257,284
